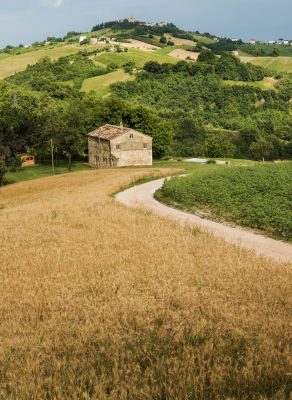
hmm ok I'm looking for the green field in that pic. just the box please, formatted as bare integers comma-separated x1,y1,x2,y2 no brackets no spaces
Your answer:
81,69,135,97
0,44,100,79
241,56,292,73
155,46,178,55
223,77,278,90
95,48,177,68
158,162,292,239
6,162,91,183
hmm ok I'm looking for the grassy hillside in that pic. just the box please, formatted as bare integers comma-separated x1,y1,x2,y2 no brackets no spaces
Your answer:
0,44,100,79
159,163,292,239
0,168,291,398
81,69,135,97
241,56,292,73
95,48,177,68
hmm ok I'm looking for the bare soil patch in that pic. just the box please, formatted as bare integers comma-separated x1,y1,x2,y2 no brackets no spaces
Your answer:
169,49,199,60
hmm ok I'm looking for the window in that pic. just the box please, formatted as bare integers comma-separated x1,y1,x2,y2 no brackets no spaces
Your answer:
130,133,134,139
116,144,120,149
144,143,148,149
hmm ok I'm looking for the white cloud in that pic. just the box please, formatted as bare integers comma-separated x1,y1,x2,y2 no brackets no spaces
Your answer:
43,0,64,7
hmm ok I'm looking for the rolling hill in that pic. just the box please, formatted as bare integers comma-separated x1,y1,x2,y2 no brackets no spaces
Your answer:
0,43,100,79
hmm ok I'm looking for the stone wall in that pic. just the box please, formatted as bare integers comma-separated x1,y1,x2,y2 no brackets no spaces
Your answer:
88,138,117,167
111,132,152,167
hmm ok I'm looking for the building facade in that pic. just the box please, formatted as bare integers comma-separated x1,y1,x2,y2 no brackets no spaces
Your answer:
88,125,153,168
20,154,36,167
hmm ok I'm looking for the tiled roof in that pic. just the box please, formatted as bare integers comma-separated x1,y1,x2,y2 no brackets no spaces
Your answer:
88,124,136,140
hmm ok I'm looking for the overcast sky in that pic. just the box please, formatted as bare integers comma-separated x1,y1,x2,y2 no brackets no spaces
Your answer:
0,0,292,47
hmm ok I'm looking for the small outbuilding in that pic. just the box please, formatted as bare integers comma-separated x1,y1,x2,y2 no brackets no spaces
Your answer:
88,124,153,168
20,154,36,167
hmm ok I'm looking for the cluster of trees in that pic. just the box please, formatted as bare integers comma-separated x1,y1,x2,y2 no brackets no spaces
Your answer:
0,78,173,184
144,52,265,81
113,57,292,160
205,38,243,54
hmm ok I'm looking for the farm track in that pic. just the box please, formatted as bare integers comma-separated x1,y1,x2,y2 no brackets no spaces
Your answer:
116,178,292,263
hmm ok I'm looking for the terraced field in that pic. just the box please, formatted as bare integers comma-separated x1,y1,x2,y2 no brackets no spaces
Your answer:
241,56,292,73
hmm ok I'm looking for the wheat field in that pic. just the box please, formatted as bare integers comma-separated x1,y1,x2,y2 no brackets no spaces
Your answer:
0,168,291,399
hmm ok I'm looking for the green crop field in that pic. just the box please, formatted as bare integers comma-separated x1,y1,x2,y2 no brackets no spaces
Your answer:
158,162,292,240
81,69,135,97
95,48,177,68
0,44,99,79
241,56,292,73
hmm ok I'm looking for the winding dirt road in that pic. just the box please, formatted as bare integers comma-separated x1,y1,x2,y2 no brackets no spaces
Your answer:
115,178,292,263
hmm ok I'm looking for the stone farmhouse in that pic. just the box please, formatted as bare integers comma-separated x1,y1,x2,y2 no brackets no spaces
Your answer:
88,124,153,168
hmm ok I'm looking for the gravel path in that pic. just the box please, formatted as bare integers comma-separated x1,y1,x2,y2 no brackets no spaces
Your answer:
115,178,292,263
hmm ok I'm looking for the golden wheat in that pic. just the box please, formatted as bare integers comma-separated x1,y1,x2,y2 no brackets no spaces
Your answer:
0,168,291,400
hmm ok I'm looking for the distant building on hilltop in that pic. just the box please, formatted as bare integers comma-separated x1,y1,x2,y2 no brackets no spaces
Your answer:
79,35,87,43
90,38,98,45
88,125,153,168
127,17,137,23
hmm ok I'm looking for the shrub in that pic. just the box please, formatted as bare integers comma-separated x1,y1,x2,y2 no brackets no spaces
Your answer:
8,155,22,172
0,160,7,186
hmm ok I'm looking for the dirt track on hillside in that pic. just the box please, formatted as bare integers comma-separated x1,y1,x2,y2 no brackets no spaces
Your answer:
116,178,292,263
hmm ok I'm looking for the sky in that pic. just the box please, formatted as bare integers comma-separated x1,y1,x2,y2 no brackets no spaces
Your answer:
0,0,292,48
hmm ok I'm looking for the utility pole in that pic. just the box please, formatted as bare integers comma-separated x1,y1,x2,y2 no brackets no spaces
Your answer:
50,138,55,174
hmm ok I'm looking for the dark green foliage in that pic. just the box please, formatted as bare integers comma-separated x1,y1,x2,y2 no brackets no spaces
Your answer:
161,163,292,238
215,53,265,81
112,57,292,159
0,160,7,186
204,131,236,158
197,49,216,64
7,155,22,172
249,136,274,161
206,38,241,54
